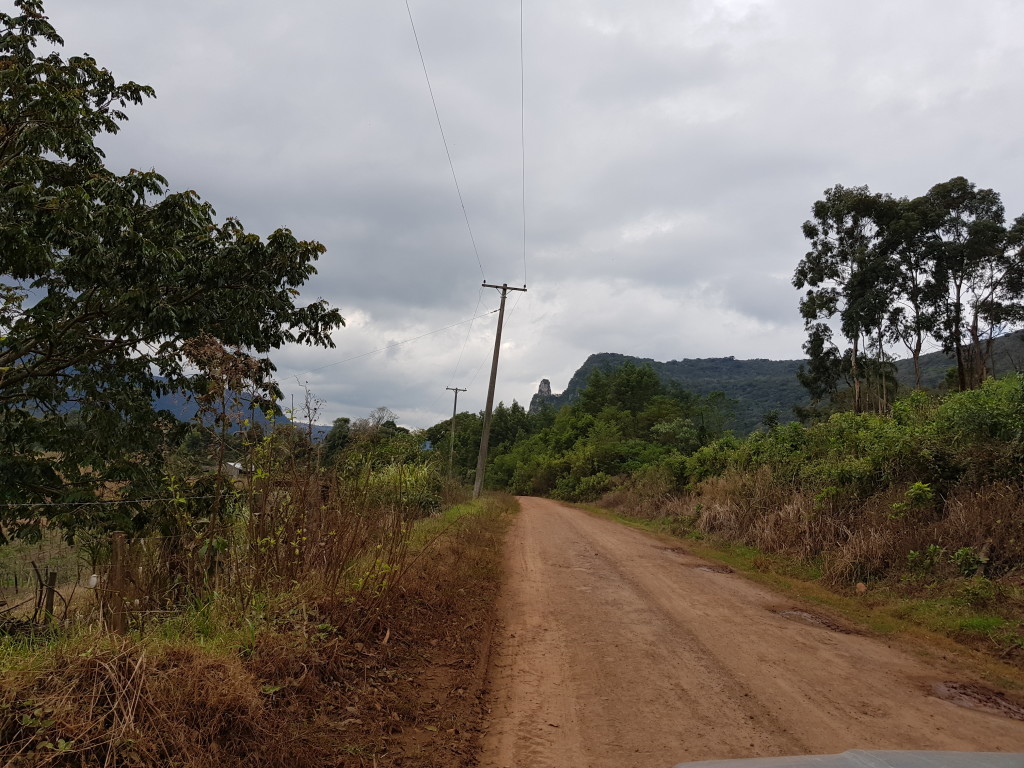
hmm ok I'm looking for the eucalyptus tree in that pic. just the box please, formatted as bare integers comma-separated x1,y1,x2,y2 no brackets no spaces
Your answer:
794,185,896,413
919,177,1010,390
0,2,344,537
873,196,942,389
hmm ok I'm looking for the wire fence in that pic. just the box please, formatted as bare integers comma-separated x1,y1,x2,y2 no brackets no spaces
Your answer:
0,529,239,631
0,465,439,636
0,537,85,603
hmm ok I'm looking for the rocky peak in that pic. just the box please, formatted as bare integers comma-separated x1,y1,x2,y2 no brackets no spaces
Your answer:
529,378,560,414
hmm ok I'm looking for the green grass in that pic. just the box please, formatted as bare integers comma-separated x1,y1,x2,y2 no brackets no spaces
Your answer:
407,493,512,552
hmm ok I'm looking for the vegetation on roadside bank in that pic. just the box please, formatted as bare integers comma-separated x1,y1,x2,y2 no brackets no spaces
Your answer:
417,351,1023,672
488,363,1024,662
0,8,518,764
0,491,515,767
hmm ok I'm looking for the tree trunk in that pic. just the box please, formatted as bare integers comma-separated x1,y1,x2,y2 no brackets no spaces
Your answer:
877,327,887,413
851,333,861,414
967,313,987,388
912,329,923,389
953,283,967,391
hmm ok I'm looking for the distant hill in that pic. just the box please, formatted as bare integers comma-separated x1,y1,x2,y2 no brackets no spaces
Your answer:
531,331,1024,435
530,354,807,434
894,330,1024,389
152,389,331,441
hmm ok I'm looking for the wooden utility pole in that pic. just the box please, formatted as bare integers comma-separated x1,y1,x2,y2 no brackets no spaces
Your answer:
473,282,527,498
445,386,466,480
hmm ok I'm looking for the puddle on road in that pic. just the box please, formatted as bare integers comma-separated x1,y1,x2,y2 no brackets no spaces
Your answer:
695,565,734,574
932,681,1024,721
773,608,853,634
659,546,688,555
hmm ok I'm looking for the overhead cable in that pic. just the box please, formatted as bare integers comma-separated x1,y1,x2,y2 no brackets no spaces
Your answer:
520,0,528,286
404,0,487,281
447,284,485,387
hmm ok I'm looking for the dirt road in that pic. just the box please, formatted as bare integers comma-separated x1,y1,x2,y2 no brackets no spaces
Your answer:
479,497,1024,768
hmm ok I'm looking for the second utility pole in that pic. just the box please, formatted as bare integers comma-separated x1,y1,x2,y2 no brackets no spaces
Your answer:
445,386,466,480
473,282,527,498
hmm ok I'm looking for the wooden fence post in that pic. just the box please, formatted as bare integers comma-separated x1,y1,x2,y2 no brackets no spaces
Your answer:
42,570,58,624
109,531,127,634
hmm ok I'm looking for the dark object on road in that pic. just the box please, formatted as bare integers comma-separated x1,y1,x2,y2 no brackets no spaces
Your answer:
674,751,1024,768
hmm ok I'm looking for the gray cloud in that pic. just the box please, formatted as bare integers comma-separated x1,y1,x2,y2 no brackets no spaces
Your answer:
41,0,1024,427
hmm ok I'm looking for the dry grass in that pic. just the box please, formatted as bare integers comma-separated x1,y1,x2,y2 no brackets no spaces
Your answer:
0,637,292,767
0,494,515,767
671,471,1024,586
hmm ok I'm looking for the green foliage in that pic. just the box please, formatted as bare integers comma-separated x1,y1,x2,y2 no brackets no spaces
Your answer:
793,177,1024,412
464,362,737,499
907,544,945,574
322,417,352,465
681,374,1024,504
954,578,998,609
686,436,742,485
951,547,982,578
0,2,344,534
363,462,443,514
904,481,934,507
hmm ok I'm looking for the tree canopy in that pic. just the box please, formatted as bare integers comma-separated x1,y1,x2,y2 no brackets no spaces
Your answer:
0,1,344,536
794,177,1024,415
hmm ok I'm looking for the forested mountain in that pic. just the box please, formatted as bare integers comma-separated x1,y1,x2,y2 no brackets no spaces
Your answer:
894,329,1024,389
532,330,1024,434
531,354,806,434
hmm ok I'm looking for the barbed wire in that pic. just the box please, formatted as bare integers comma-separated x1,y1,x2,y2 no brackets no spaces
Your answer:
0,495,222,510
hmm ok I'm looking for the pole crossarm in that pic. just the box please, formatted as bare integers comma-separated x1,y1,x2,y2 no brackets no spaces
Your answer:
473,282,527,498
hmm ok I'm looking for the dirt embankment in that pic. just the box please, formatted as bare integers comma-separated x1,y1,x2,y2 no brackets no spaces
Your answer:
479,497,1024,768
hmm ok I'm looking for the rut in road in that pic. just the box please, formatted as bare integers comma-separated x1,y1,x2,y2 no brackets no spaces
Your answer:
479,497,1024,768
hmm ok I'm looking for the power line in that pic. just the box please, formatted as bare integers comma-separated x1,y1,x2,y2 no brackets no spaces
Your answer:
519,0,528,286
297,309,498,376
447,285,485,386
466,352,489,391
404,0,486,281
506,286,525,321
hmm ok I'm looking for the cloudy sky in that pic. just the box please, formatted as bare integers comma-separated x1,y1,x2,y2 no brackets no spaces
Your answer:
43,0,1024,428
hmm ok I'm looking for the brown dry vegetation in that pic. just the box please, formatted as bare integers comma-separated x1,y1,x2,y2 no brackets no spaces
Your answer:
0,494,514,768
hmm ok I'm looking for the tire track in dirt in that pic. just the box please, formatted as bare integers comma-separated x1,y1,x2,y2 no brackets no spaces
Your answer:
479,497,1024,768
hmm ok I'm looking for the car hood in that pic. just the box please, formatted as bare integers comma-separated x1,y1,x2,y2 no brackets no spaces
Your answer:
674,751,1024,768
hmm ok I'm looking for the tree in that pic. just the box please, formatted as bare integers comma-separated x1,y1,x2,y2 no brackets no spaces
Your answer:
919,177,1008,390
488,400,531,450
322,417,352,464
608,362,662,415
878,196,940,389
794,185,895,413
0,2,344,536
424,410,482,482
796,323,843,410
